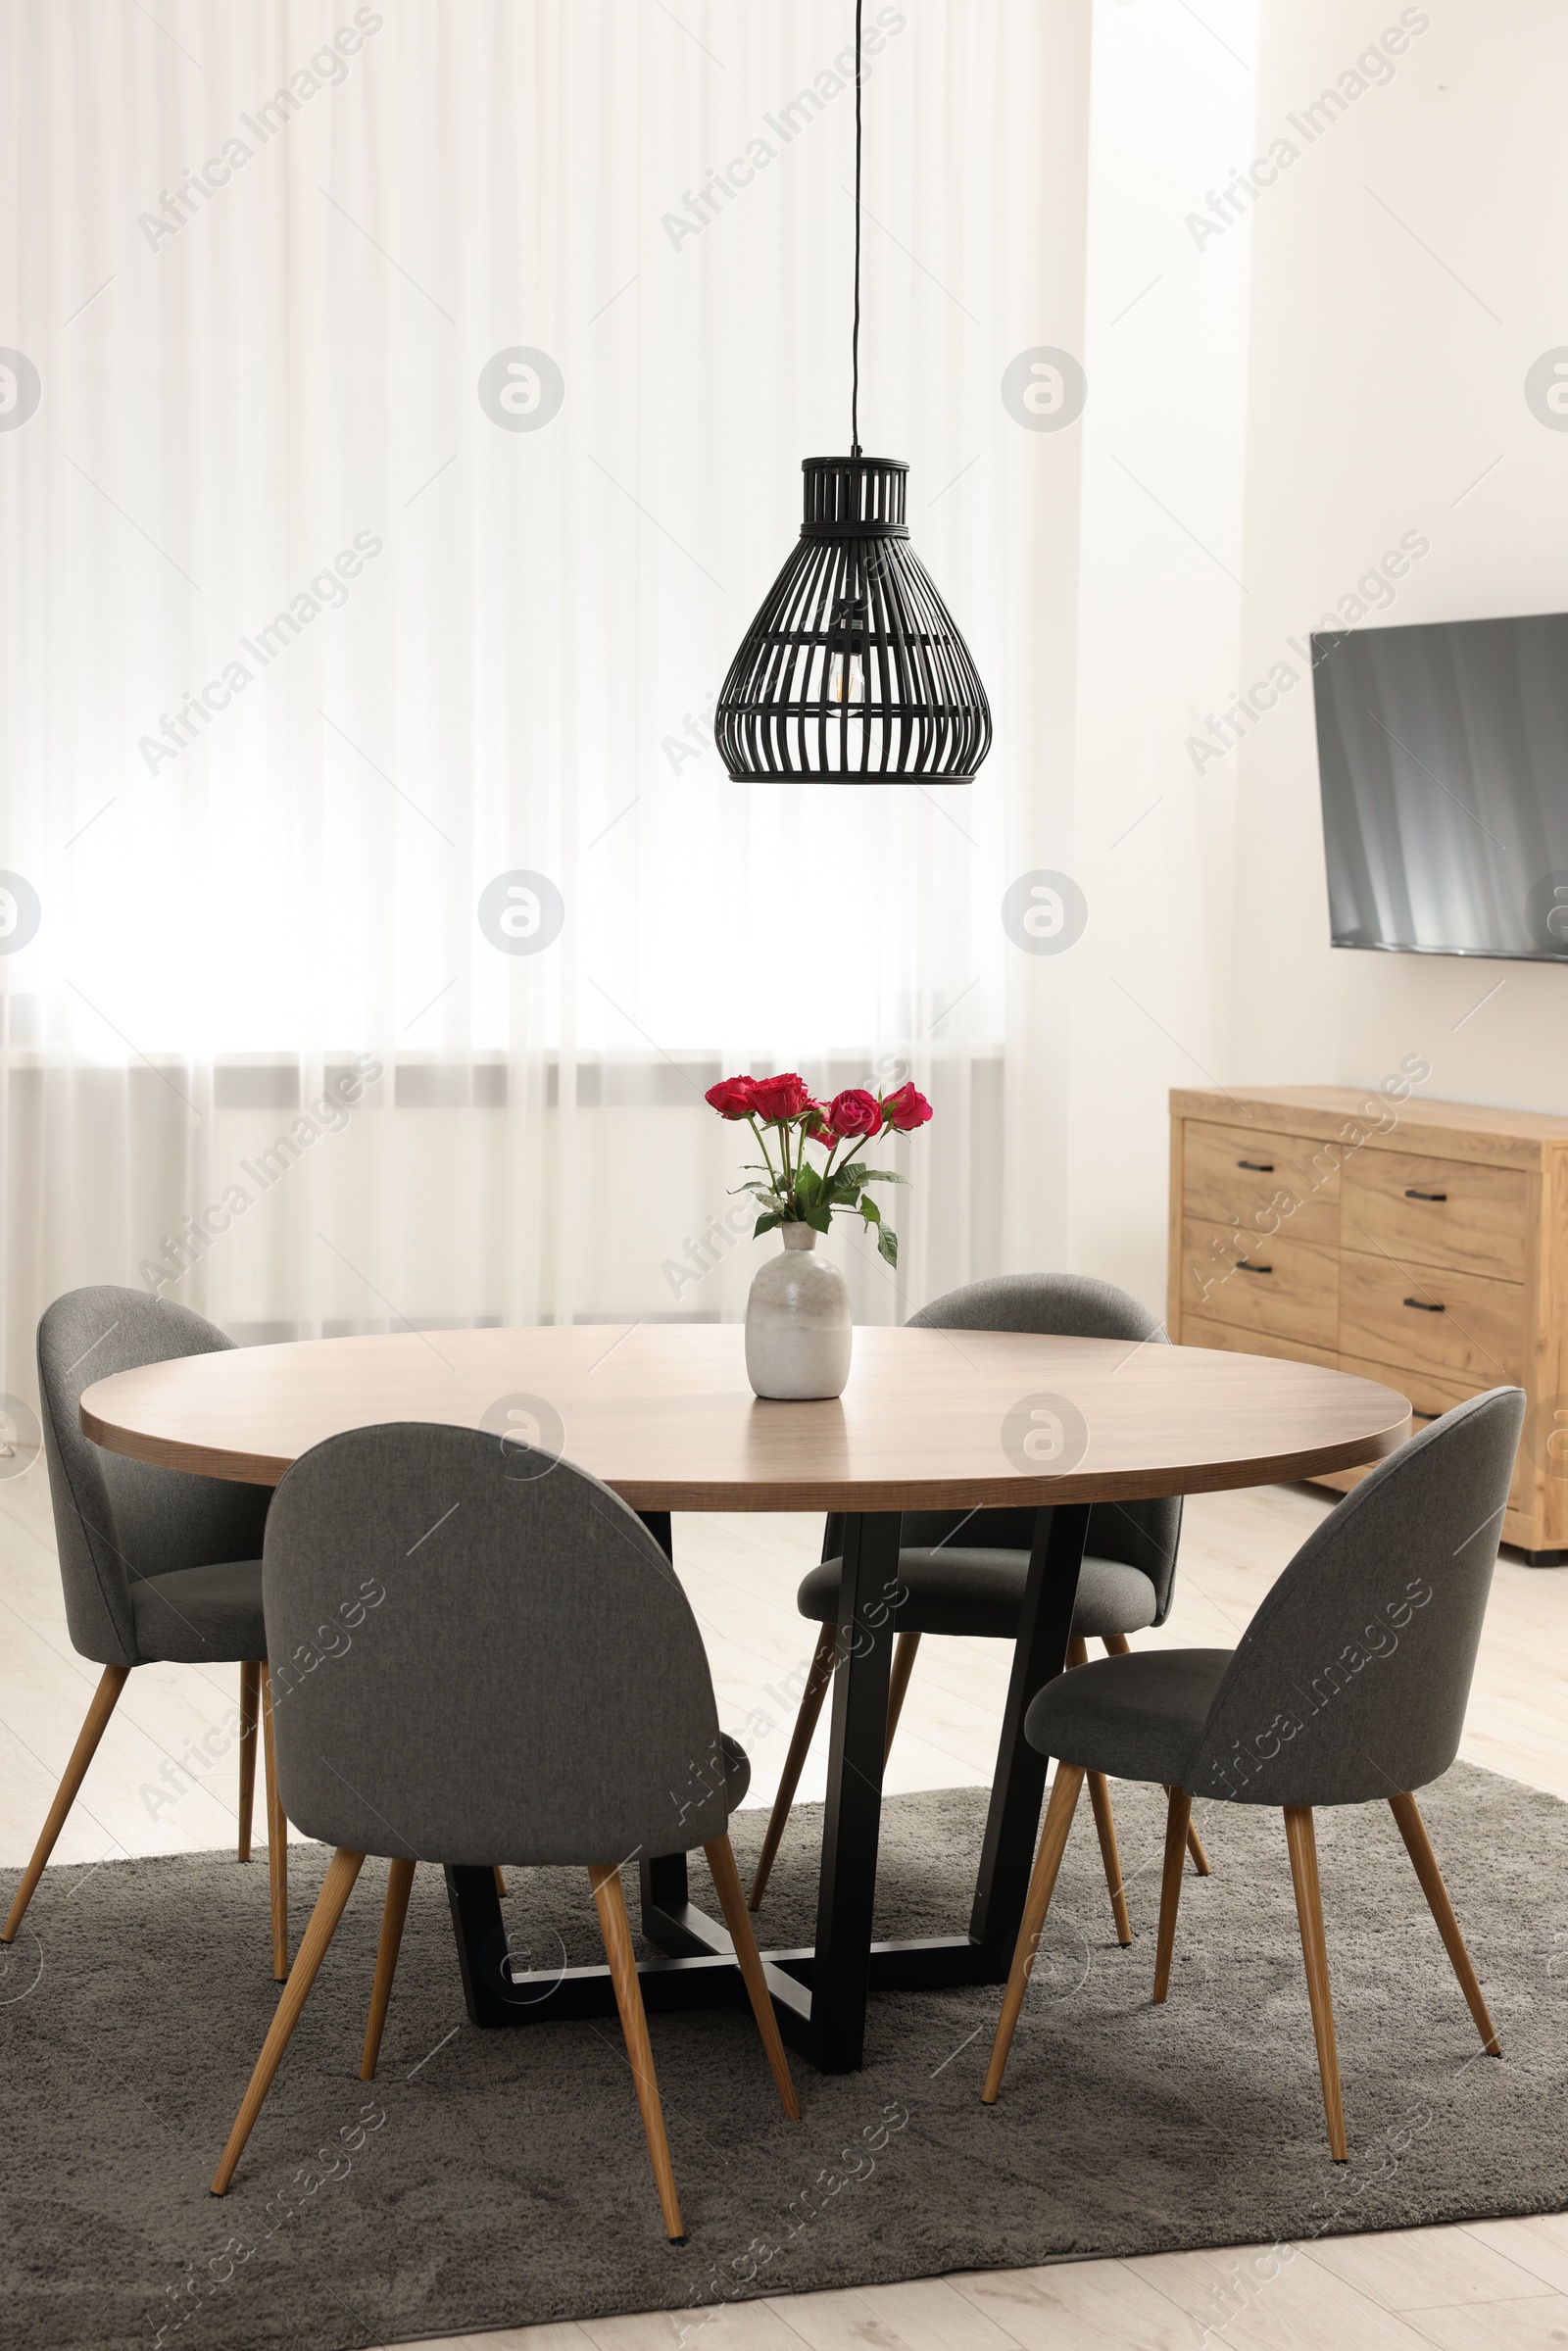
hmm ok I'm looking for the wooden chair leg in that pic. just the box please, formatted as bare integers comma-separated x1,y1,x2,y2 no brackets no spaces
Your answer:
1063,1637,1132,1946
2,1664,129,1943
237,1662,260,1863
1152,1786,1193,2001
982,1763,1085,2104
361,1858,416,2082
1159,1782,1213,1878
1088,1773,1133,1946
884,1630,921,1762
1389,1791,1500,2055
703,1836,800,2119
260,1664,289,1981
748,1622,838,1911
211,1847,365,2194
493,1866,508,1898
1284,1805,1347,2161
589,1862,684,2242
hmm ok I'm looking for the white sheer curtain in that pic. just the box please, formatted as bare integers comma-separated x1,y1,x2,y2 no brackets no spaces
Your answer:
0,0,1253,1391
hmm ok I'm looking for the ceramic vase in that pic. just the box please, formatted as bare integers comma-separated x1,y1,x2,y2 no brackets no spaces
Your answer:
745,1224,852,1400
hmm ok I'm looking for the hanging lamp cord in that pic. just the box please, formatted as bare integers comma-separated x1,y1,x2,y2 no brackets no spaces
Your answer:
851,0,862,456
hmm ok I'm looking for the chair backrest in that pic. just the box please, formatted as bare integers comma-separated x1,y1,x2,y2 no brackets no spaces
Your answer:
1191,1387,1525,1807
894,1273,1183,1620
36,1286,271,1667
261,1422,734,1866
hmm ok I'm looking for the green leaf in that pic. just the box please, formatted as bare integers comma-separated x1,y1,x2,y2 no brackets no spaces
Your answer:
753,1212,783,1238
855,1168,910,1187
876,1223,899,1267
858,1196,882,1226
805,1204,832,1234
794,1162,823,1204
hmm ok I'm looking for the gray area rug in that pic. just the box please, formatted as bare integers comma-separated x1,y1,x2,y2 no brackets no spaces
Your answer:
2,1762,1566,2351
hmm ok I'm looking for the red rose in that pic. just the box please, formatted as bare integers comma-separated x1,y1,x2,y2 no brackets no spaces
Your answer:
827,1088,883,1141
881,1082,933,1132
749,1072,812,1122
706,1075,759,1120
801,1100,834,1140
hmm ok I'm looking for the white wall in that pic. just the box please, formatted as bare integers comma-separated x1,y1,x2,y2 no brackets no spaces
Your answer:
1060,0,1568,1326
1062,0,1256,1315
1229,0,1568,1111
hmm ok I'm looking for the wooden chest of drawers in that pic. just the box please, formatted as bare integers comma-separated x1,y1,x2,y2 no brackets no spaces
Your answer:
1168,1085,1568,1562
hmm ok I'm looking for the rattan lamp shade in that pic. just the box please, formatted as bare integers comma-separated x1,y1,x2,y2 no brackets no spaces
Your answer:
714,455,992,785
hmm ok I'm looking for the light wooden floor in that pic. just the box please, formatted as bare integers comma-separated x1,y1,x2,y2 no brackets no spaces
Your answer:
3,1468,1566,2351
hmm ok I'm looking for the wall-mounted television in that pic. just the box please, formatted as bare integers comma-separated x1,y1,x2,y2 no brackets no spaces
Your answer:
1312,611,1568,961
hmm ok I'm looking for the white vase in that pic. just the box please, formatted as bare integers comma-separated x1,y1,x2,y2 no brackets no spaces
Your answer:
745,1224,853,1400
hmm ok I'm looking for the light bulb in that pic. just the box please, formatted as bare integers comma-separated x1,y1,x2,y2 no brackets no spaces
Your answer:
829,652,865,706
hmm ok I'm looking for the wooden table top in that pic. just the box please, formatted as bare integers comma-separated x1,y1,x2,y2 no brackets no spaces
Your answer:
79,1324,1411,1512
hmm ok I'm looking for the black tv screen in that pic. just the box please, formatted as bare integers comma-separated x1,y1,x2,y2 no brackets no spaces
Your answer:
1312,612,1568,960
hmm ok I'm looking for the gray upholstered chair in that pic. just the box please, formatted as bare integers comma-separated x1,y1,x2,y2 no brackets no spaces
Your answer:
211,1422,798,2239
3,1287,287,1975
982,1388,1525,2159
748,1273,1203,1935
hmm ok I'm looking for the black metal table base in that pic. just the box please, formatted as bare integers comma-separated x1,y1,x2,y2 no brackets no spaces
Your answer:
444,1500,1091,2072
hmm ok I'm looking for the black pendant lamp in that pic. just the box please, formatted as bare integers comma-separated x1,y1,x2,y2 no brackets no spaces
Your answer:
714,4,991,786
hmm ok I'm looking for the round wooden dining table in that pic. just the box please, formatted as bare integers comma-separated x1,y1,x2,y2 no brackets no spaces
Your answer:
80,1322,1410,2073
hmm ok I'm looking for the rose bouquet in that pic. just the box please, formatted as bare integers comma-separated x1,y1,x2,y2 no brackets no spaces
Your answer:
705,1071,933,1268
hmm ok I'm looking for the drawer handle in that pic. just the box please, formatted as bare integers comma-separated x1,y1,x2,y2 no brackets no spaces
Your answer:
1237,1158,1275,1172
1402,1297,1446,1312
1236,1260,1273,1276
1403,1187,1447,1202
1412,1409,1438,1422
